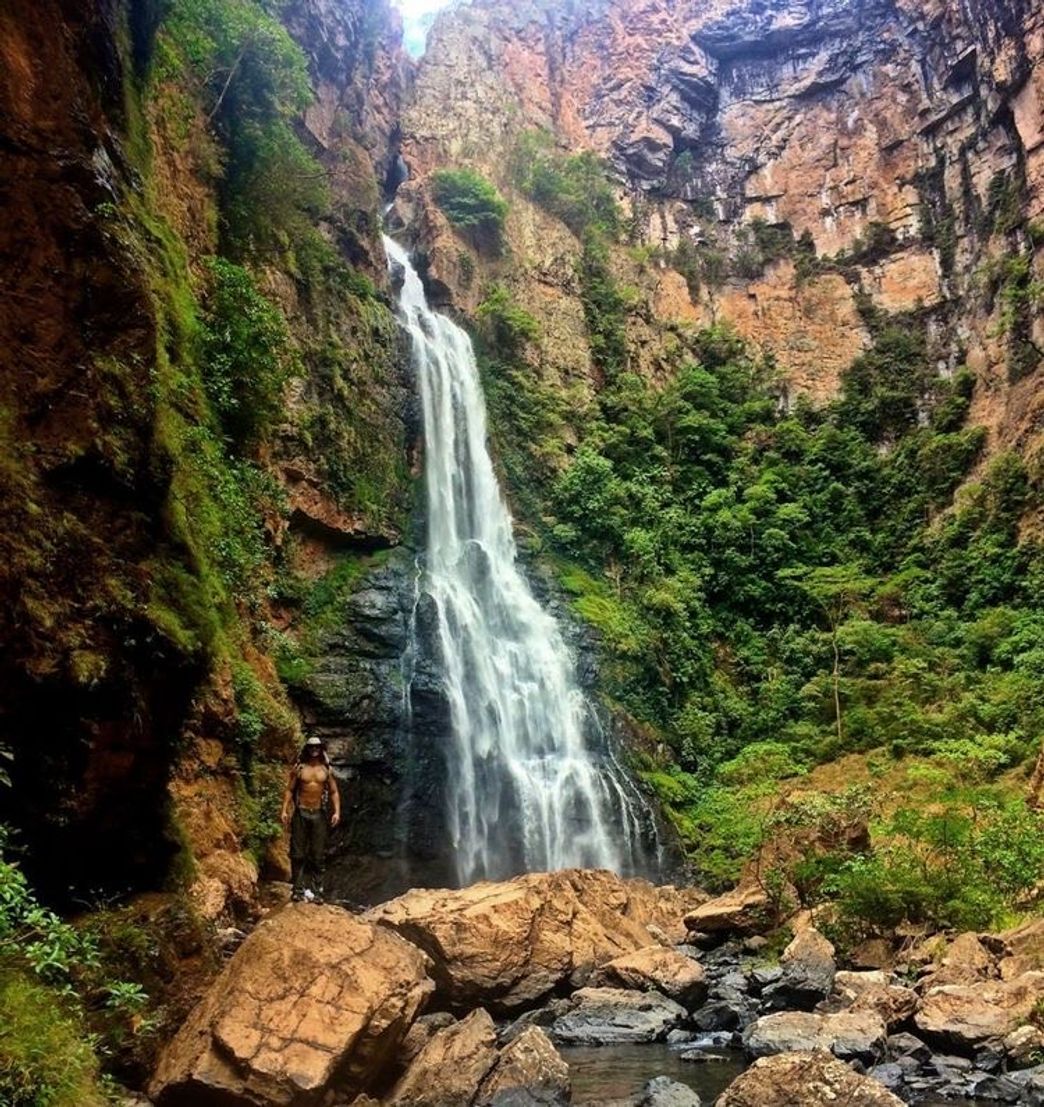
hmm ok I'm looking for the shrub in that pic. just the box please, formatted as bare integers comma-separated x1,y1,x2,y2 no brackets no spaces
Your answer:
157,0,324,256
431,168,508,249
510,130,620,238
476,285,539,354
199,257,297,449
0,969,106,1107
716,741,807,786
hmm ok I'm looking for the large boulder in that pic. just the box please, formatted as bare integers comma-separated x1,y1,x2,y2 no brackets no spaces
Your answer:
476,1025,571,1106
743,1010,887,1065
715,1051,905,1107
149,904,434,1106
684,884,774,937
368,870,700,1012
914,972,1044,1053
833,971,918,1029
387,1013,570,1107
762,927,835,1010
550,987,686,1045
386,1009,499,1107
593,946,708,1007
991,918,1044,981
918,932,997,989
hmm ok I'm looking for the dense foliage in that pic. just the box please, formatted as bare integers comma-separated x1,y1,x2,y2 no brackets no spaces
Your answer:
482,198,1044,924
157,0,323,256
431,168,509,250
199,256,298,448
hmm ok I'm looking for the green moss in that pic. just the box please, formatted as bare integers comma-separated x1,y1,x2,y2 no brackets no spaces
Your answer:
0,969,107,1107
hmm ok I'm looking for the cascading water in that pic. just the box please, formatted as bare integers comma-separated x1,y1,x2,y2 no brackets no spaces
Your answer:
384,233,654,885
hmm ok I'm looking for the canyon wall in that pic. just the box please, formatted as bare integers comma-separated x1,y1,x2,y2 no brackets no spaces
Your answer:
3,0,1043,922
399,0,1044,487
0,0,423,908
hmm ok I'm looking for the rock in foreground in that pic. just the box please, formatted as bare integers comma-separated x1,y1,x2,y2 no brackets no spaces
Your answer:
594,945,708,1007
368,869,701,1011
715,1051,905,1107
550,987,686,1045
149,904,433,1106
387,1011,569,1107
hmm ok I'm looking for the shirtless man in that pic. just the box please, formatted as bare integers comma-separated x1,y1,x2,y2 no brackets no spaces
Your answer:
281,735,341,903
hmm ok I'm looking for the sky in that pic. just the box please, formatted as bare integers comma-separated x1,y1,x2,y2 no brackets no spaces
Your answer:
393,0,458,57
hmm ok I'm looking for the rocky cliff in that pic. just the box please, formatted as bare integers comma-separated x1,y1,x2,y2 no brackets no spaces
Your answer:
0,0,418,912
399,0,1044,470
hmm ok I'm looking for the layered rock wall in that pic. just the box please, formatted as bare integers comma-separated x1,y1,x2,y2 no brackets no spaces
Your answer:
400,0,1044,462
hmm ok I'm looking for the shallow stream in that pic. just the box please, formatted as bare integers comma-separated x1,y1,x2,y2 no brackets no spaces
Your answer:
562,1043,988,1106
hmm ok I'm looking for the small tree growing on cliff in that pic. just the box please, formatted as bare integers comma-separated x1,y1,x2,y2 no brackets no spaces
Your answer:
431,168,508,252
780,564,878,747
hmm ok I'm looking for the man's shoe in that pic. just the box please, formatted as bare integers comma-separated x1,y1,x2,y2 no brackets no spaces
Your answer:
303,888,315,902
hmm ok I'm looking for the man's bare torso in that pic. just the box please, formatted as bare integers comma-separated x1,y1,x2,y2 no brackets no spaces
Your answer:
296,763,329,810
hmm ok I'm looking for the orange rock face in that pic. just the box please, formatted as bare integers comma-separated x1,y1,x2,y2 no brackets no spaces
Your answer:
367,869,704,1012
401,0,1044,459
149,904,434,1106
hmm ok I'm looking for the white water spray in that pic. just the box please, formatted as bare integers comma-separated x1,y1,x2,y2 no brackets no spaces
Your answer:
384,234,650,884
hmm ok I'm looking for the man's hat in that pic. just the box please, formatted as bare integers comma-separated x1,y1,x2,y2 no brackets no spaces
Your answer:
304,735,323,746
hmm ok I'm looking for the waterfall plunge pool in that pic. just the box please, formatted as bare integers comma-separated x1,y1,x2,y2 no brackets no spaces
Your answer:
562,1044,745,1104
562,1043,992,1106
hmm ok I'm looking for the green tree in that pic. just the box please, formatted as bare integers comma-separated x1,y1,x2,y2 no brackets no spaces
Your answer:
781,566,877,745
431,168,508,249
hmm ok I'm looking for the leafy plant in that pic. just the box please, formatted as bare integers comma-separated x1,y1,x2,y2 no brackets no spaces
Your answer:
431,168,508,249
199,256,298,449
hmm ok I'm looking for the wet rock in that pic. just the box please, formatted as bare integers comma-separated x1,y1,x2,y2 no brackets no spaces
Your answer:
715,1050,905,1106
638,1075,701,1106
868,1062,904,1091
886,1031,931,1063
695,1000,752,1031
149,904,434,1106
762,928,835,1010
743,1010,887,1065
550,987,686,1045
368,870,700,1012
691,999,752,1033
594,946,708,1007
748,966,782,992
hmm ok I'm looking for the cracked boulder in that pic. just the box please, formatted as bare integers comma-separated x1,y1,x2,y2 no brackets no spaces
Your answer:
368,870,702,1012
149,903,434,1106
387,1011,570,1107
550,987,686,1045
914,972,1044,1054
716,1051,905,1107
593,946,708,1008
742,1010,888,1066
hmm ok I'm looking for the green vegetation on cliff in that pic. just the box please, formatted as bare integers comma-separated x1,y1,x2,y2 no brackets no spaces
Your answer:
484,223,1044,924
432,168,508,251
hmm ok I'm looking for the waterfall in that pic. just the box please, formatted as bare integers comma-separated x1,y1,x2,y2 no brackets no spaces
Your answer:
384,234,653,885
